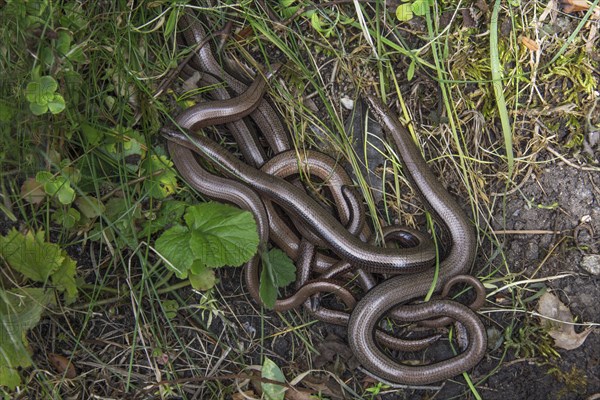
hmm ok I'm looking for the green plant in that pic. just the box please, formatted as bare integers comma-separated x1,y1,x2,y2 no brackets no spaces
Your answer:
547,365,588,398
25,75,66,116
0,228,79,388
396,0,430,22
504,321,560,359
364,381,390,398
259,248,296,308
262,357,287,400
155,202,260,290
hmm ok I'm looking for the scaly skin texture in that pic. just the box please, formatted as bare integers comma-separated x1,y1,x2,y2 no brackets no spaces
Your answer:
164,128,437,273
345,96,486,384
167,14,487,384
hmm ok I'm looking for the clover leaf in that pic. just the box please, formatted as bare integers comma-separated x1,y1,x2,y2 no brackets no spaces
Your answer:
25,76,65,115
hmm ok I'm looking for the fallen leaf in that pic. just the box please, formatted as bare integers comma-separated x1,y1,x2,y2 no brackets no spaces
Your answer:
231,390,255,400
285,388,318,400
537,292,594,350
20,178,45,204
560,0,589,13
47,353,77,378
300,375,346,400
314,334,354,369
520,36,540,51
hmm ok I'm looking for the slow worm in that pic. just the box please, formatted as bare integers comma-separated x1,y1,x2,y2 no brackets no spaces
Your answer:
346,96,487,384
166,14,487,385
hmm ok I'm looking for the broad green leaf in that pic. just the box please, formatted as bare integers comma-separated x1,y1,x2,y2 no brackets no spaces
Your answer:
155,202,259,279
396,3,413,21
155,224,195,278
47,93,65,114
74,195,105,218
407,59,416,81
0,288,52,389
0,229,64,283
259,262,277,309
140,200,187,237
261,357,286,400
142,155,177,199
56,30,72,56
259,249,296,309
53,207,80,228
188,265,217,291
0,367,20,391
35,170,53,184
266,249,296,288
51,256,78,303
29,102,48,116
184,203,259,268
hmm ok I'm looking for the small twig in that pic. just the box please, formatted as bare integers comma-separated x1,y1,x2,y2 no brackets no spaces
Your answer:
490,164,534,197
492,229,564,235
100,169,165,202
546,146,600,172
134,373,298,399
358,367,444,391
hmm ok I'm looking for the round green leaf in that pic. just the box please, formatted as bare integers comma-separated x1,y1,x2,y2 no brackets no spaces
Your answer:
35,171,53,184
29,102,48,116
47,94,65,114
188,265,217,291
412,0,429,16
52,177,75,205
54,207,80,228
39,76,58,95
74,196,105,218
396,3,413,21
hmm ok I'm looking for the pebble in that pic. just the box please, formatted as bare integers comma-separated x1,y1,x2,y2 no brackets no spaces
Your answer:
580,254,600,275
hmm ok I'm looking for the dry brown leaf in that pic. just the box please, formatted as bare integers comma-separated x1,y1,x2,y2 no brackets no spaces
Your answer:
537,292,594,350
561,0,589,13
520,36,540,51
47,353,77,379
231,390,256,400
285,389,317,400
20,177,45,204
